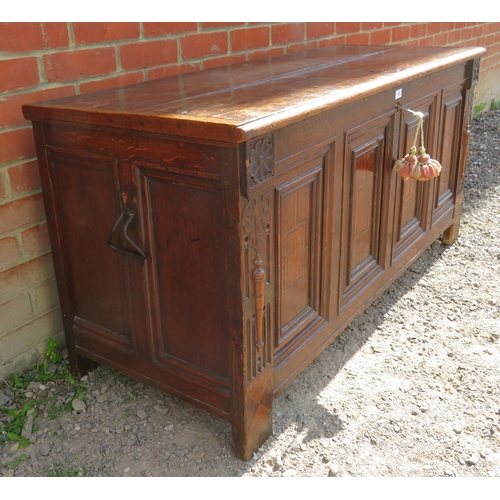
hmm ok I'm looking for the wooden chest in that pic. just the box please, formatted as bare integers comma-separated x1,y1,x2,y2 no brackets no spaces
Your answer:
23,44,485,460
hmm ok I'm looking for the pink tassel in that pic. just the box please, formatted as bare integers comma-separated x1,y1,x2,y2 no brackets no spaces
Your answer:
394,108,443,182
413,146,442,181
394,146,417,180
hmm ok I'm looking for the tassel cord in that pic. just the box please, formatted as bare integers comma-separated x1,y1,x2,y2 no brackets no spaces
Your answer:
397,105,425,151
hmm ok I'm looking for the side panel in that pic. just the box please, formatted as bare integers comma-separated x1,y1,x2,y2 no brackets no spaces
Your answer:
39,124,235,419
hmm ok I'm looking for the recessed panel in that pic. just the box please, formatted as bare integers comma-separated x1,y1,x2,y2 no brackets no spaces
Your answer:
339,113,394,309
392,95,437,261
144,172,229,378
433,88,463,226
50,151,138,351
276,152,329,349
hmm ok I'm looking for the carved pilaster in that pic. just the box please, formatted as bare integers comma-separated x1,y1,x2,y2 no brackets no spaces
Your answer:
472,57,480,85
242,191,273,383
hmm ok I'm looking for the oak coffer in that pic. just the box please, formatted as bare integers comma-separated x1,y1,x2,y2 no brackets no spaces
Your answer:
23,44,485,460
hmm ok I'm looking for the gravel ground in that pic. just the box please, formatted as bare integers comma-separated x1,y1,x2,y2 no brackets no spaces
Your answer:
1,108,499,478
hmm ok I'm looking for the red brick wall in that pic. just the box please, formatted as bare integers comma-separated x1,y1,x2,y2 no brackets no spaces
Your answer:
1,22,499,378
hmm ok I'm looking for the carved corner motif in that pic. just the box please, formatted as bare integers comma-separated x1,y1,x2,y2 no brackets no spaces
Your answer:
248,136,274,188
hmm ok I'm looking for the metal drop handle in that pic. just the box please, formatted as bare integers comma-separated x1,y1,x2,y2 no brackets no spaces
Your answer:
107,209,147,260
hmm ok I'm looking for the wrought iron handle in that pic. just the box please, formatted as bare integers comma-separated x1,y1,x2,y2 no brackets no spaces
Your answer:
107,209,147,260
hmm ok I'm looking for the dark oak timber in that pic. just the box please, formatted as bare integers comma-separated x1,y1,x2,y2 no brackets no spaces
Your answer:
23,45,485,460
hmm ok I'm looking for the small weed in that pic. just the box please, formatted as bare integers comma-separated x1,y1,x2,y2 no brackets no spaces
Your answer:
491,99,500,111
0,405,37,442
122,392,136,403
48,462,86,477
474,101,487,116
0,338,87,446
7,454,27,470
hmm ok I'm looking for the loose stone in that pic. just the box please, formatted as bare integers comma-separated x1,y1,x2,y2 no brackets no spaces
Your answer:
137,410,148,420
72,399,87,412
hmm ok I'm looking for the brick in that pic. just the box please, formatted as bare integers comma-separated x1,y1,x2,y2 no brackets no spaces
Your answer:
202,54,247,70
287,42,317,53
31,279,60,314
43,48,116,83
147,63,201,81
370,29,391,45
419,37,434,47
0,236,19,269
271,23,305,45
0,308,63,361
0,339,64,380
472,26,484,38
0,58,40,93
426,23,442,35
410,24,427,39
0,294,32,334
346,34,370,45
8,160,40,194
475,36,487,46
0,127,37,164
247,48,285,61
0,86,76,128
318,37,346,48
306,23,335,39
180,32,228,60
434,33,448,46
72,22,140,45
486,34,496,46
21,222,50,256
336,23,361,35
362,23,383,31
0,175,5,199
0,22,69,52
231,27,270,52
201,22,245,29
0,192,45,236
0,253,54,304
79,72,144,94
392,26,410,43
120,40,178,70
143,22,198,37
441,22,455,32
448,30,463,44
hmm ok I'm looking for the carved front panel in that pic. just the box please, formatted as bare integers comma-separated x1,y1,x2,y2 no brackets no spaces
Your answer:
339,114,393,309
275,154,327,349
432,83,464,227
392,94,437,261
